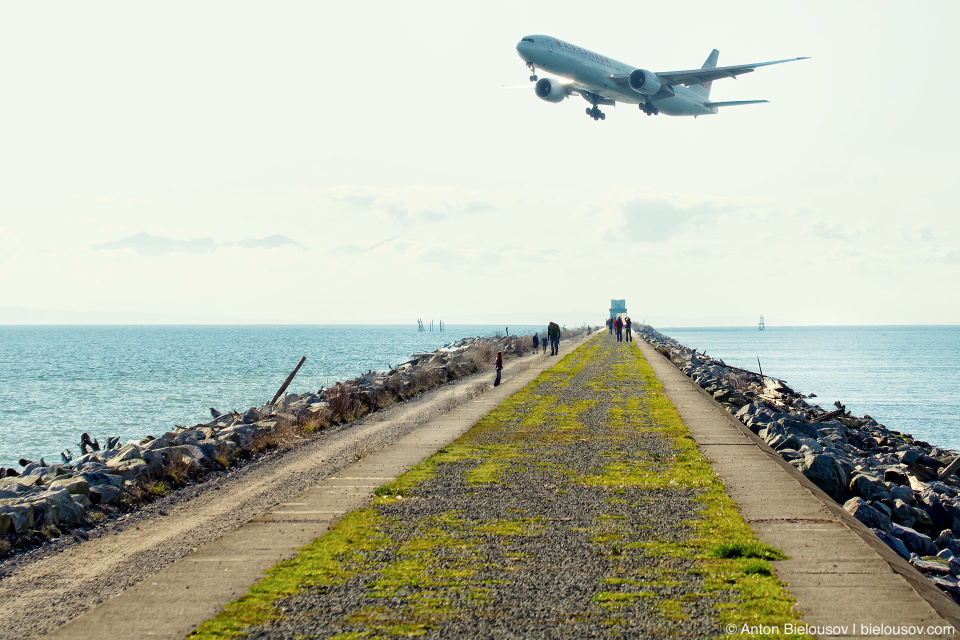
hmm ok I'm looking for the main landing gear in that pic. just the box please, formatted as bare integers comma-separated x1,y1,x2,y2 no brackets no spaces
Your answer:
586,106,605,121
526,62,538,82
641,101,659,116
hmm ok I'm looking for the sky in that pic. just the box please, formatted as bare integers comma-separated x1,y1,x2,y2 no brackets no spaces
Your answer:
1,1,958,328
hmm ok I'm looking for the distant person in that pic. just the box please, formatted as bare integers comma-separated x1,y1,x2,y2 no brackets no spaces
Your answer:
607,317,613,334
548,321,561,355
542,332,548,353
494,351,503,386
625,316,633,342
615,316,623,342
532,333,539,353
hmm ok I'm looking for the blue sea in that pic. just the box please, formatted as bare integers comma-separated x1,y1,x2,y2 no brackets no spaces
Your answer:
0,324,543,467
660,326,960,452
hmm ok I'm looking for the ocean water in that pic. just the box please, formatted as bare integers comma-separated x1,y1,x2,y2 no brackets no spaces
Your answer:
0,324,544,467
659,326,960,451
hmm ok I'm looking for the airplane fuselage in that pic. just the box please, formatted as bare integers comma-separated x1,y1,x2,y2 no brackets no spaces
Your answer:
516,35,719,116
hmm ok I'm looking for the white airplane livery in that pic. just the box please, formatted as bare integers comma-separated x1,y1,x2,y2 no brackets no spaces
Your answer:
516,35,808,120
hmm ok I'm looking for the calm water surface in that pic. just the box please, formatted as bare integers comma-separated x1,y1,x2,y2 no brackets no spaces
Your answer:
660,326,960,451
0,324,543,467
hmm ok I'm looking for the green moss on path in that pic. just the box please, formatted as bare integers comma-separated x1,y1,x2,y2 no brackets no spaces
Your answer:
188,335,809,640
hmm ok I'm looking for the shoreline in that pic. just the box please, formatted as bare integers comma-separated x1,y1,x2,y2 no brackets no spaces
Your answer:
637,323,960,604
0,328,590,556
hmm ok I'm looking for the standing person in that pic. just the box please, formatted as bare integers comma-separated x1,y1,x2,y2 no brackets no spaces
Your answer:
625,316,633,342
615,316,623,342
542,332,548,353
607,317,613,334
494,351,503,386
532,333,539,353
548,321,561,356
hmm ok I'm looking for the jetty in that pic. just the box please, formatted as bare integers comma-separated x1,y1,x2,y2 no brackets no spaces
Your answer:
12,331,960,638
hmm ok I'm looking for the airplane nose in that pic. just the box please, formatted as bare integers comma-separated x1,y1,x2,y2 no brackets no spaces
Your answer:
516,41,531,60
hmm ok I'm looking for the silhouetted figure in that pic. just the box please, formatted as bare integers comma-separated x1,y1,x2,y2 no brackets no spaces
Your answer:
532,333,539,353
548,322,561,356
80,432,100,455
494,351,503,386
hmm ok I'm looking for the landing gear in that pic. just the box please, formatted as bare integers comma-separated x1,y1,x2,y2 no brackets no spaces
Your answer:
641,101,659,116
526,62,538,82
585,106,605,121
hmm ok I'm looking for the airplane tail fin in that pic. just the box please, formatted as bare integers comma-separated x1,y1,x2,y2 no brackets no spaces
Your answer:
690,49,720,98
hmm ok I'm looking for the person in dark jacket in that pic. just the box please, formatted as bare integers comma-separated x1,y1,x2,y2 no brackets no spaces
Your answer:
532,333,539,353
547,322,561,355
625,316,633,342
614,316,623,342
494,351,503,386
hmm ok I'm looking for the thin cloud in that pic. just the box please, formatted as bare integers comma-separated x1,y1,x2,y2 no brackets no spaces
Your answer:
93,232,305,256
604,199,727,243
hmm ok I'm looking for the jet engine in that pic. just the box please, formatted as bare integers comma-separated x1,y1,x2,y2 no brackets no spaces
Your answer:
628,69,661,95
534,77,567,103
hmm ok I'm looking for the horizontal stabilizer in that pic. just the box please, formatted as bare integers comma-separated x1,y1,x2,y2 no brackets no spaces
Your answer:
703,99,769,108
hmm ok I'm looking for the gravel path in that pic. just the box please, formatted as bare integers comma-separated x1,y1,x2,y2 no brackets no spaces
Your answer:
0,351,539,640
237,334,731,639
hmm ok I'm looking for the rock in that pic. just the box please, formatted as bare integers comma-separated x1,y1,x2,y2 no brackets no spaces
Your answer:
910,557,952,575
891,499,914,523
891,523,939,556
884,468,909,485
938,548,955,561
47,477,90,496
106,444,143,467
89,484,121,505
844,497,892,532
889,485,915,504
0,504,33,533
241,407,260,424
899,449,922,465
873,528,911,559
799,453,849,500
850,474,889,502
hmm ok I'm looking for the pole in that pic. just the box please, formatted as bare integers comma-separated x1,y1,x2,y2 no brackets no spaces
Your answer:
271,356,307,405
757,357,764,378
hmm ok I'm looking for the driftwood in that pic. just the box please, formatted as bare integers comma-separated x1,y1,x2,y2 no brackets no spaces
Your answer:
938,456,960,481
271,356,307,406
812,402,846,423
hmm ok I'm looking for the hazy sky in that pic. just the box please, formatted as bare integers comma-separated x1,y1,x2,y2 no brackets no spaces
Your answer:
2,1,957,327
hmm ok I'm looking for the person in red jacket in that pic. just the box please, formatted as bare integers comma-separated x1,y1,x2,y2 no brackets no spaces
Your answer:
494,351,503,386
615,316,623,342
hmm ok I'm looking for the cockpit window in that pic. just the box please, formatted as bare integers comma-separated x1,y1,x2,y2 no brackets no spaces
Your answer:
522,38,534,43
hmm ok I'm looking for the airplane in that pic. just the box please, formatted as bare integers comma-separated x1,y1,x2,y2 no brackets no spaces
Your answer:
515,35,808,120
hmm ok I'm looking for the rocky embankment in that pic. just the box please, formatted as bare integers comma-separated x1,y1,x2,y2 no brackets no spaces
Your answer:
637,324,960,603
0,330,582,556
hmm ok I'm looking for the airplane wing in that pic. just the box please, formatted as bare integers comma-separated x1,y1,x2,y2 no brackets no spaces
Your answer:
703,99,768,108
608,56,808,92
655,57,809,87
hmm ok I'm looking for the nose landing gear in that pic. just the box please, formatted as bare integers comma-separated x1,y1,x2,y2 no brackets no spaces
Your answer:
586,106,605,121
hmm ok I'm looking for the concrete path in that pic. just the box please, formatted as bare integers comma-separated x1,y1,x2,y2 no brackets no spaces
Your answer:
41,334,594,640
636,339,960,639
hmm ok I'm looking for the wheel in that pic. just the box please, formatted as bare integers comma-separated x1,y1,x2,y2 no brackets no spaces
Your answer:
529,75,537,82
586,108,592,115
600,113,606,120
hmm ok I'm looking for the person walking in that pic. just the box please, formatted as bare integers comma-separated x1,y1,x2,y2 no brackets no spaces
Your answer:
494,351,503,386
548,321,561,356
625,316,633,342
607,317,613,335
614,316,623,342
542,332,548,353
532,333,539,353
